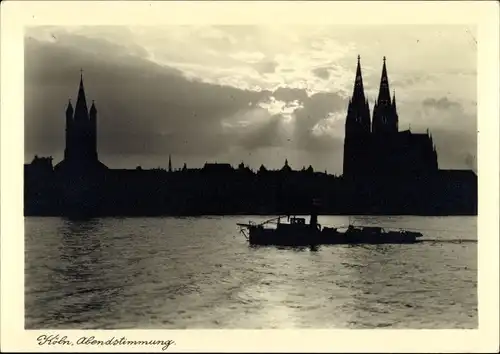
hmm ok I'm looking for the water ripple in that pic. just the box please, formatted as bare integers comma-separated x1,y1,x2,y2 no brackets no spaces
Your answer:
25,215,477,329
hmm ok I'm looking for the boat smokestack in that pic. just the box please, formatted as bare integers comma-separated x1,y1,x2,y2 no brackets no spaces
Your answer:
310,198,321,227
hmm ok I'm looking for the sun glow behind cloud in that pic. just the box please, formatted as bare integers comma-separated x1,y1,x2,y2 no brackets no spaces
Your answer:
126,26,358,98
258,97,304,121
24,25,477,172
312,111,347,138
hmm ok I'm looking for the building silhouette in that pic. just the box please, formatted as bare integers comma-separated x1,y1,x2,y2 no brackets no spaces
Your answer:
24,64,477,217
343,56,438,178
54,70,108,174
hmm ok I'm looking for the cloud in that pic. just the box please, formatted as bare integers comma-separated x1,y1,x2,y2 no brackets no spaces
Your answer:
24,33,271,160
393,96,477,171
272,87,310,102
253,59,278,74
236,114,288,150
229,51,265,63
422,97,462,110
25,29,350,172
24,25,477,174
312,67,330,80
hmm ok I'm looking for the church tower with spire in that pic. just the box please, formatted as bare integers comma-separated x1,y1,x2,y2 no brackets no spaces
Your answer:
56,71,106,173
342,55,438,178
372,57,398,135
343,55,372,177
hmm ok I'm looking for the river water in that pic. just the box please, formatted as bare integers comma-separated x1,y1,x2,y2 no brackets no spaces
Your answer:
25,215,477,329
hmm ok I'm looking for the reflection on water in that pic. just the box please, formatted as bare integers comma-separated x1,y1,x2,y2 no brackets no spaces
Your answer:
25,215,477,329
27,219,124,326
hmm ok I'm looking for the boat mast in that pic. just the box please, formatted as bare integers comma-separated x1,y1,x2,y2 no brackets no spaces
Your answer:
310,198,319,228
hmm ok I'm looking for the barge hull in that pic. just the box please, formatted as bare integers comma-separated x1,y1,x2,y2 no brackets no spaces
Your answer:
246,227,421,246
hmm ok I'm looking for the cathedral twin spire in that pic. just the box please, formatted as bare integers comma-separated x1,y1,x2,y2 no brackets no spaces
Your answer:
352,55,366,103
343,56,438,176
377,56,391,105
347,55,399,135
345,55,371,136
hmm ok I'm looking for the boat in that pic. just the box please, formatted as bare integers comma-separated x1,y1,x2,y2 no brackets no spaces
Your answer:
237,212,423,246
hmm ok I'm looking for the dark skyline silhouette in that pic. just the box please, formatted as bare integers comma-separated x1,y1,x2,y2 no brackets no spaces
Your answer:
24,56,477,217
47,55,441,176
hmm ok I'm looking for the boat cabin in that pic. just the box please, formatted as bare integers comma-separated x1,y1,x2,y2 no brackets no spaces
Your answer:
290,217,306,225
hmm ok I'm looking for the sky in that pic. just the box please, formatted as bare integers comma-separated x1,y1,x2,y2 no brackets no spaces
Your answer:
24,25,477,174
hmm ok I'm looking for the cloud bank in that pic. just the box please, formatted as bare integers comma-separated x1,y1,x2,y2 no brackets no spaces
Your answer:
25,25,477,173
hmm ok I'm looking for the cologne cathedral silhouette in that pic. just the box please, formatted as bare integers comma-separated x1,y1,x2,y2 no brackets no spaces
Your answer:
343,56,438,178
24,57,477,217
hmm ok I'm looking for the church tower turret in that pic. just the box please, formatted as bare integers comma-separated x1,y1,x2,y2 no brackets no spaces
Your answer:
392,89,399,132
74,70,89,122
64,100,74,160
89,100,98,160
372,57,398,135
343,55,372,177
72,70,90,161
345,55,371,138
55,70,107,173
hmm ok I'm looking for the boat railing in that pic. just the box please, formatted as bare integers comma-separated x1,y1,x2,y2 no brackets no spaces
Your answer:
258,215,288,226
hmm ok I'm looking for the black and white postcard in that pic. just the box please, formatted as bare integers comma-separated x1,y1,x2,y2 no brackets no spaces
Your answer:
1,1,499,352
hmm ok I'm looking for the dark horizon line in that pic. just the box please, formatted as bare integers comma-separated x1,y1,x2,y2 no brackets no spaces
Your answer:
26,153,477,177
26,154,335,174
